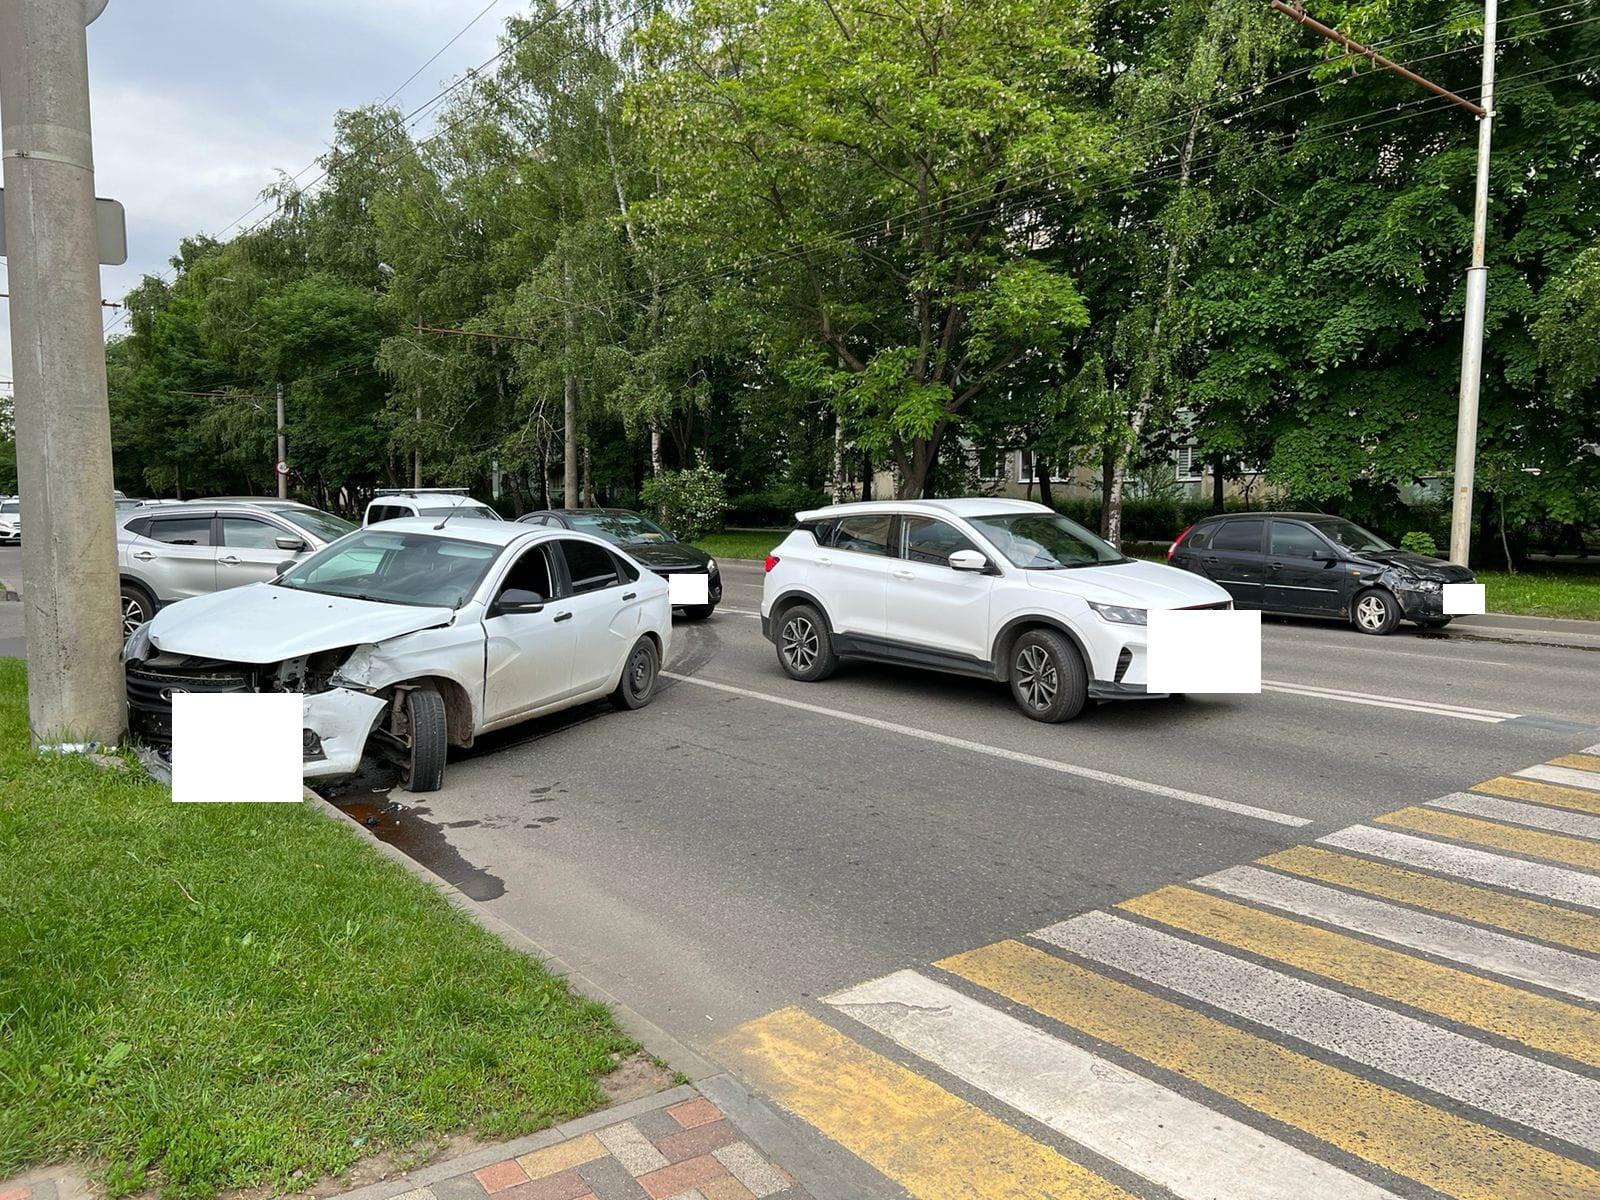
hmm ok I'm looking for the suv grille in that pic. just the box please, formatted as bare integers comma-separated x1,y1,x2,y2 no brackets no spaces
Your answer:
125,661,255,746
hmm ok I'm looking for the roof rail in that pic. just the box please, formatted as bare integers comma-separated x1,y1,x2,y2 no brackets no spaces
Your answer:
371,487,470,497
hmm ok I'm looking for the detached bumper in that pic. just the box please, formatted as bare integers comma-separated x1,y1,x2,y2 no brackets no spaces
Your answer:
301,689,388,780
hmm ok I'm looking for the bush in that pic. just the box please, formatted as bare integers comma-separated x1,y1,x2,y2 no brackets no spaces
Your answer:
1400,531,1439,556
727,482,828,527
641,458,729,540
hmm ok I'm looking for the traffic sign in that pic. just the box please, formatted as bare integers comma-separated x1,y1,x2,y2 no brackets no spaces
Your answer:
275,461,289,476
0,189,126,265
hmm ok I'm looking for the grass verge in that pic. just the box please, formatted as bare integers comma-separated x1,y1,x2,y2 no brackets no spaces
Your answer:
1475,570,1600,621
0,660,632,1199
693,528,786,561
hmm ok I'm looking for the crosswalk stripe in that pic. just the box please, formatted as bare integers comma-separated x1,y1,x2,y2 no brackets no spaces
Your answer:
1377,806,1600,872
720,1006,1135,1200
827,969,1400,1200
1199,865,1600,1003
942,939,1600,1200
1319,825,1600,911
1472,775,1600,816
1432,791,1600,841
1035,911,1600,1153
1549,753,1600,773
1518,764,1600,793
1117,885,1600,1068
1261,845,1600,955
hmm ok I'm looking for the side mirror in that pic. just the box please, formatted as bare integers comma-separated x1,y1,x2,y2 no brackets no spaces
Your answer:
275,560,298,576
949,549,989,573
275,535,307,552
1311,547,1337,562
492,587,546,616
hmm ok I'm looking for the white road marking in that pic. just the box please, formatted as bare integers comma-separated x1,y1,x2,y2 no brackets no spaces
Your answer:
1201,865,1600,1003
1261,680,1518,722
663,672,1310,827
826,969,1403,1200
1518,764,1600,793
1431,791,1600,841
1320,826,1600,911
1036,911,1600,1153
717,606,762,617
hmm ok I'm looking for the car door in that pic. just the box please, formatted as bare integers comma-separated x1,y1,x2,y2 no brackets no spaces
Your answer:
1265,519,1344,615
217,514,303,590
815,513,894,638
887,515,994,658
1197,518,1265,608
551,538,641,695
131,512,217,600
481,542,577,721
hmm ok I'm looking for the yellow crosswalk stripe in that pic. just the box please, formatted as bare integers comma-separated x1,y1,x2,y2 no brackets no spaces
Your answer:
721,1006,1135,1200
1377,806,1600,871
1118,885,1600,1069
1260,845,1600,956
942,939,1600,1200
1549,753,1600,774
1473,775,1600,816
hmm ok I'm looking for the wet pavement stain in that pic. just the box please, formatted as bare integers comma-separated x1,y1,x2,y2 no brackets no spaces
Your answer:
331,795,508,902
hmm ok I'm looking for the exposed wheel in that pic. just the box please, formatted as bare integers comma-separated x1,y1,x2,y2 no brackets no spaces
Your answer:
612,637,660,710
681,604,716,622
120,582,156,640
1008,628,1088,723
399,685,447,793
1352,588,1400,636
775,603,838,682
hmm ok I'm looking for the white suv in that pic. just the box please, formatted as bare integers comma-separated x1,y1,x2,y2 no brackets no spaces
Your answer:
761,499,1232,721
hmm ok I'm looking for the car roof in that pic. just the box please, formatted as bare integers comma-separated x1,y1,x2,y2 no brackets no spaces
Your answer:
369,492,492,508
1198,511,1331,522
543,507,643,516
354,516,538,546
796,498,1052,520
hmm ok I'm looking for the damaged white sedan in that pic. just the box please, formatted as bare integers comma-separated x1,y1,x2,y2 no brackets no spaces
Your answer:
123,518,672,792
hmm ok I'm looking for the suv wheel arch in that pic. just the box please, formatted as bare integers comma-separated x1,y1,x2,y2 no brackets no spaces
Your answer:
991,615,1095,683
768,588,835,638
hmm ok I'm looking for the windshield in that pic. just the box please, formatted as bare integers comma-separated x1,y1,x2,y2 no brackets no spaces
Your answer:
567,511,672,545
281,507,356,543
419,504,500,521
276,530,499,608
966,512,1127,569
0,501,18,514
1309,518,1394,554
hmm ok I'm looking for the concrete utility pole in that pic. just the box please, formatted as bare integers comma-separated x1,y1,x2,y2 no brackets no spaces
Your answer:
1269,1,1496,566
0,0,125,748
276,383,287,499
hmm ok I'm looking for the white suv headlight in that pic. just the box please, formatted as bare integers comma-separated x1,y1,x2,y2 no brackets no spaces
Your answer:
1088,601,1147,626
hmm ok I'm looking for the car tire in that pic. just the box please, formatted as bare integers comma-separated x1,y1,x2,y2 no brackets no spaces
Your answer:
1008,628,1088,723
1352,588,1401,636
120,581,156,640
681,604,716,621
400,685,448,793
612,636,660,710
775,603,838,682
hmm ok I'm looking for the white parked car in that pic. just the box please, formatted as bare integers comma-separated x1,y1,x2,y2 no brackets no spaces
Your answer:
124,519,671,791
760,499,1233,721
364,488,501,526
0,497,20,544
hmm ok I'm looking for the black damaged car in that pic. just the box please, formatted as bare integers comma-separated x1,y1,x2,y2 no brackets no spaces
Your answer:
1167,512,1474,635
516,507,721,620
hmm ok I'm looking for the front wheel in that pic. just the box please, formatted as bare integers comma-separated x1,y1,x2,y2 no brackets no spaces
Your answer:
775,603,838,681
612,637,660,710
1352,588,1400,636
681,604,716,622
1008,629,1088,723
399,685,447,793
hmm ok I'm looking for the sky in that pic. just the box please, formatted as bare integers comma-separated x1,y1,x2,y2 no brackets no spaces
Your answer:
0,0,509,394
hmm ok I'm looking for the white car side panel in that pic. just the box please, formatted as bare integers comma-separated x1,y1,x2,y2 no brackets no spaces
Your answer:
331,621,486,731
812,549,891,635
885,558,993,658
302,689,388,780
482,608,577,721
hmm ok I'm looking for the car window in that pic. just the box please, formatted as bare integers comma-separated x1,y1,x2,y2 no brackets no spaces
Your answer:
123,517,151,537
829,514,894,556
1185,526,1211,550
611,551,641,583
1270,521,1327,558
1212,519,1264,553
221,516,288,549
557,538,621,593
901,516,980,566
964,512,1125,569
1309,517,1394,554
278,530,499,607
419,504,499,520
280,507,355,543
519,514,550,526
798,518,836,546
367,504,410,524
148,515,214,547
498,545,554,602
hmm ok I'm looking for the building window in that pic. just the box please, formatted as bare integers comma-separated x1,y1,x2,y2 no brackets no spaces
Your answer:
1017,450,1072,484
1174,444,1202,482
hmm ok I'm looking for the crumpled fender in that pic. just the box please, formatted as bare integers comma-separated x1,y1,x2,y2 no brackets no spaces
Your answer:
302,688,388,780
329,623,484,739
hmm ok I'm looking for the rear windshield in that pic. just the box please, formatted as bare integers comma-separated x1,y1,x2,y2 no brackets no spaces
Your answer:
419,504,500,521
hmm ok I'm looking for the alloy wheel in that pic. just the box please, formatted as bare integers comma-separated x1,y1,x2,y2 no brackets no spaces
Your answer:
782,616,818,672
1356,595,1388,631
121,595,147,639
1015,645,1058,711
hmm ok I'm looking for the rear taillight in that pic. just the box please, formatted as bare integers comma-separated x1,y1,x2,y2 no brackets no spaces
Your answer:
1167,524,1194,561
764,555,780,573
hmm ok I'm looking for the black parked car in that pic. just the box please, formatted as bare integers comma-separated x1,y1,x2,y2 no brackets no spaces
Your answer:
516,508,721,619
1167,513,1474,635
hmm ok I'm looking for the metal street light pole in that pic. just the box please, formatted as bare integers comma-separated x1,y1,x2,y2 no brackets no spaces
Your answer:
1448,0,1498,567
0,0,125,748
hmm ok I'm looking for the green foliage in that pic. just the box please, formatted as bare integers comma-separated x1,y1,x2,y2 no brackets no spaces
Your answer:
1400,531,1439,556
641,458,729,539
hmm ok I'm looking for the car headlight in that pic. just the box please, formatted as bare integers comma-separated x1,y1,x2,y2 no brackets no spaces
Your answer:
1088,601,1147,625
705,557,717,574
123,621,153,661
1402,577,1441,592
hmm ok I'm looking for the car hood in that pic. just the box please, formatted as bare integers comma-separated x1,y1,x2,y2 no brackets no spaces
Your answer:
623,541,711,570
1024,558,1233,608
144,583,456,663
1358,550,1474,582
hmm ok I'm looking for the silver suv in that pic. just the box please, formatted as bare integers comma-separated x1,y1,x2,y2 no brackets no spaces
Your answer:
117,498,355,636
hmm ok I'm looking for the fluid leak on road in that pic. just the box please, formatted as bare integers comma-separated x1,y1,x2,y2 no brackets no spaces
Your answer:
328,784,508,901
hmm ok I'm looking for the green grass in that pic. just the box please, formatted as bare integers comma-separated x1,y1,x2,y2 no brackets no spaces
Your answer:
1475,570,1600,621
0,660,632,1199
693,528,786,561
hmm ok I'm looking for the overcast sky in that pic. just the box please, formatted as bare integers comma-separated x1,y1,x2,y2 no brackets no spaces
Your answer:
0,0,508,393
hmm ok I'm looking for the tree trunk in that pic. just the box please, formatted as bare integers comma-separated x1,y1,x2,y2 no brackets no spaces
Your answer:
1099,446,1114,537
830,410,845,503
562,259,579,508
1212,454,1225,513
650,423,662,476
1035,453,1054,510
582,445,594,508
860,452,873,501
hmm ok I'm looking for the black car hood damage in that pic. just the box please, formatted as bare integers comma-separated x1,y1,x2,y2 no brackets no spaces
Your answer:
1359,550,1474,582
624,541,713,572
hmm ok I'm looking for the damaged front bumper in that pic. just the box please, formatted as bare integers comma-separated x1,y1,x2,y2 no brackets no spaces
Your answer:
301,689,388,780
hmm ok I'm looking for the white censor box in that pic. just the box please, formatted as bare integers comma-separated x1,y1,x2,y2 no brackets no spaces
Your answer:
668,572,710,606
1147,608,1262,694
172,692,304,803
1443,582,1486,615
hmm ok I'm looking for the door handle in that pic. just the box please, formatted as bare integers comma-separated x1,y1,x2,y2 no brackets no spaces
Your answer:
554,611,573,623
1268,561,1284,570
816,555,833,565
133,551,156,561
1202,555,1219,564
622,592,637,600
219,555,241,565
893,570,914,580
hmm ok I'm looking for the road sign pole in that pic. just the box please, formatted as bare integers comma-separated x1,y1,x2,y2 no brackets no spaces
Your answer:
276,383,287,499
0,0,125,748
